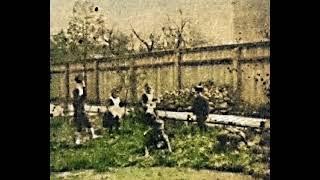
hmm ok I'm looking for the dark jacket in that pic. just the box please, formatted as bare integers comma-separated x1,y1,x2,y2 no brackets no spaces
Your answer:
192,94,209,117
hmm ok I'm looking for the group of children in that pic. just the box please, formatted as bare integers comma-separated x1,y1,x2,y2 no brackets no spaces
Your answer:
71,74,173,155
71,74,209,156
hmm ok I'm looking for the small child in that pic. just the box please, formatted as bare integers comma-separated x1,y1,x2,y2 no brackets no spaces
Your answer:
103,88,126,133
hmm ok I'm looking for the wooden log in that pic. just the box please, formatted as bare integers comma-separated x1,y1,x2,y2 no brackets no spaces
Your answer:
156,110,268,129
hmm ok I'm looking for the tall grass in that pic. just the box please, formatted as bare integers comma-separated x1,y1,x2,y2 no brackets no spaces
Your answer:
50,112,269,178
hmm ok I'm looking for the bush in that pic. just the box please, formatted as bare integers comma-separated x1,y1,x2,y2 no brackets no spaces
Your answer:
156,80,270,118
157,80,236,114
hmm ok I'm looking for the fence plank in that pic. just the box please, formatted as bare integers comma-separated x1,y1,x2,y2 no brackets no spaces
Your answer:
95,61,100,103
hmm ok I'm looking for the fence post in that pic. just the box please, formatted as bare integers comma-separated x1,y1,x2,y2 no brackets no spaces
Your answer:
232,47,242,98
177,50,183,89
95,61,100,104
64,63,70,114
156,66,160,97
129,60,138,103
174,50,183,90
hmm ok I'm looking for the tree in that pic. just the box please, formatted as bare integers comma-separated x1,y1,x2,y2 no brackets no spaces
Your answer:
65,0,130,59
66,0,103,60
50,30,70,63
102,28,130,56
61,0,107,86
62,0,132,88
130,25,160,52
130,10,206,52
160,9,207,50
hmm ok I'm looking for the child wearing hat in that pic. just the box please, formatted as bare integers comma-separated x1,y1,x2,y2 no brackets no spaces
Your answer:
192,83,210,132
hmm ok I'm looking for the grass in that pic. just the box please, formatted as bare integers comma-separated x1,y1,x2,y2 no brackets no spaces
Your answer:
50,167,257,180
50,112,269,179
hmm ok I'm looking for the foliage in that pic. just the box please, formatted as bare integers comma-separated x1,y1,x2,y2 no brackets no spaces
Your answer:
50,0,130,64
156,78,270,118
157,80,236,114
50,30,71,63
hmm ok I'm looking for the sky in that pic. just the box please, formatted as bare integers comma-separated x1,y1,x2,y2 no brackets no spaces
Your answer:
50,0,235,45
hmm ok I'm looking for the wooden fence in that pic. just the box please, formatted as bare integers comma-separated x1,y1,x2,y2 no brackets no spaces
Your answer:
50,41,270,108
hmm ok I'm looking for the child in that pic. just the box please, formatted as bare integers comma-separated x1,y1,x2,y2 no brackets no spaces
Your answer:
103,88,126,133
72,74,100,144
192,84,210,132
141,84,172,157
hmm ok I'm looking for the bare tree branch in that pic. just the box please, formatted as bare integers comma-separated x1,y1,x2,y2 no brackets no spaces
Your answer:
131,25,155,52
131,28,148,48
180,19,189,32
162,9,204,50
166,14,179,30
